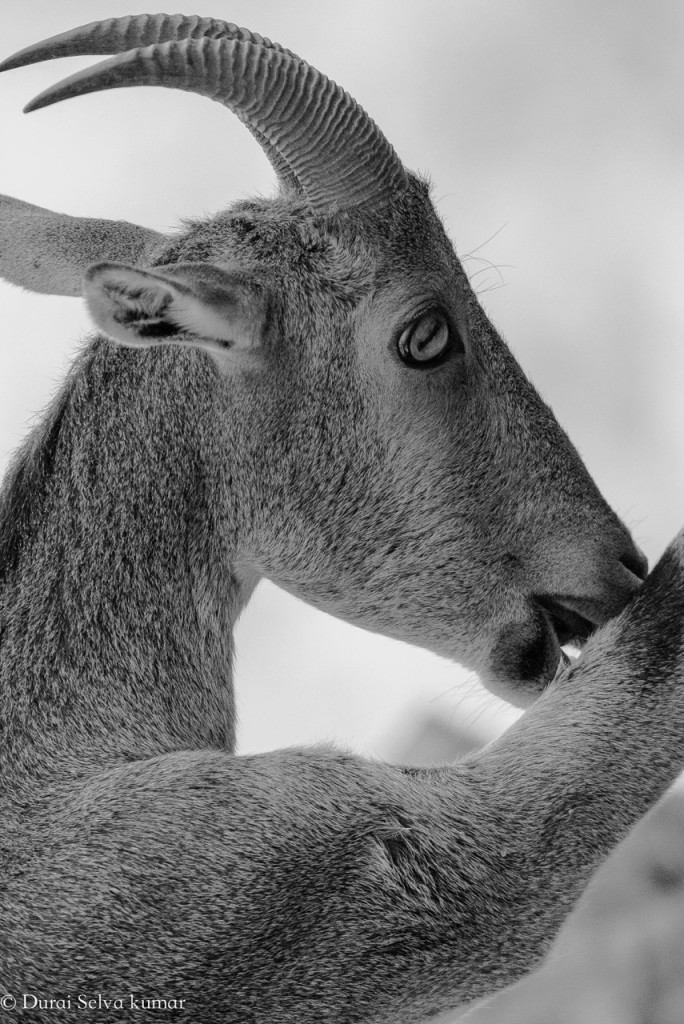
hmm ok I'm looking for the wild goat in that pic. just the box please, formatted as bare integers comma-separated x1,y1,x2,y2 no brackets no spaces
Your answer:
0,13,680,1024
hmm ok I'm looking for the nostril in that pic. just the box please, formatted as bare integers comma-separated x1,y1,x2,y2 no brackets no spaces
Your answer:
620,544,649,582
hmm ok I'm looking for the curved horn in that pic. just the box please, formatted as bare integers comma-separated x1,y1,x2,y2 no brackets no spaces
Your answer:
0,15,302,194
0,17,408,214
0,14,303,66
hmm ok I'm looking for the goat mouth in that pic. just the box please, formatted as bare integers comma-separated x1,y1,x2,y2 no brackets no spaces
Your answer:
533,595,596,651
484,595,596,707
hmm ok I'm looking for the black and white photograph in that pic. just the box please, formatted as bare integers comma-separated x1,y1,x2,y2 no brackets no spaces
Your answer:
1,2,683,1021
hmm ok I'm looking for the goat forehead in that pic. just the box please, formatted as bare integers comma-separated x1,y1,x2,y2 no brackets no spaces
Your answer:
151,209,375,299
150,174,453,291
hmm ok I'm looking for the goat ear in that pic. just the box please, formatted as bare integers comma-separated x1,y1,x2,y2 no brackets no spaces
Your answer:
0,194,164,296
83,262,267,360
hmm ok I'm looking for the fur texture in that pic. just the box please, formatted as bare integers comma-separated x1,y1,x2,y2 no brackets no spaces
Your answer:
0,20,665,1024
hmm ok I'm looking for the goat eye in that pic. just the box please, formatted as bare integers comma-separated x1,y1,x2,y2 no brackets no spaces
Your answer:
397,313,456,368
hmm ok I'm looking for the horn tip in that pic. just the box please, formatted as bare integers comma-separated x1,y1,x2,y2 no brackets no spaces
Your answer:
0,55,21,74
23,94,48,114
0,44,42,74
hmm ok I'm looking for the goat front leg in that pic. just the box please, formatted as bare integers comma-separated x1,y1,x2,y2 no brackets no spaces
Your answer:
6,532,684,1024
447,790,684,1024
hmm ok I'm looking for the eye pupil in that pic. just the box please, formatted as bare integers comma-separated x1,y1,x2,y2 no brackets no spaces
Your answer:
414,316,443,355
397,312,457,368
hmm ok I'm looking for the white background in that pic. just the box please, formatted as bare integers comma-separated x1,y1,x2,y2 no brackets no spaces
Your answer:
1,0,682,757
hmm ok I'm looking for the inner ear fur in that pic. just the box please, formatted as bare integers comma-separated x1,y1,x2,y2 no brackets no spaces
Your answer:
83,261,270,356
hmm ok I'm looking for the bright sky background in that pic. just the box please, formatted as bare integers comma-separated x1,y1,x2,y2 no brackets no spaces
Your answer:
1,0,683,758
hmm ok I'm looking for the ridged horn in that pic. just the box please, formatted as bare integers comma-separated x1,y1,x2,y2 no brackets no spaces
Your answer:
0,15,302,194
0,16,408,214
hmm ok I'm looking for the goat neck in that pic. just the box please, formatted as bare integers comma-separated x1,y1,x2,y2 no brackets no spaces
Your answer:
0,342,246,781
